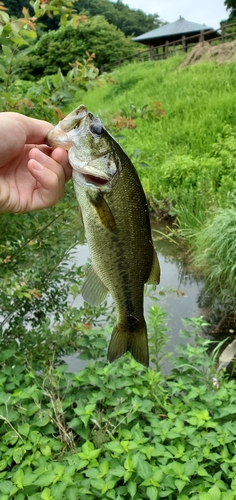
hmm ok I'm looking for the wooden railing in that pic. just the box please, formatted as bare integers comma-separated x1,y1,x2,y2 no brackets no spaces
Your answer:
100,21,236,73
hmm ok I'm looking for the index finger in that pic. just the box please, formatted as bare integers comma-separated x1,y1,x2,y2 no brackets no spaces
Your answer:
3,112,55,145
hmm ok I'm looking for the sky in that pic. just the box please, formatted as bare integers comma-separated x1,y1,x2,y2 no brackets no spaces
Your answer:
124,0,228,30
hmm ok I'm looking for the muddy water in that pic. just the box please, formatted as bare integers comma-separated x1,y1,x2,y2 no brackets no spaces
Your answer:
63,221,204,372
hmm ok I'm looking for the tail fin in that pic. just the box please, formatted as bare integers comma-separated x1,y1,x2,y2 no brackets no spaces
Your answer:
107,322,149,367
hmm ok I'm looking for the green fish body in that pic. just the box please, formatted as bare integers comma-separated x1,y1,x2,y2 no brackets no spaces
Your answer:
47,105,160,366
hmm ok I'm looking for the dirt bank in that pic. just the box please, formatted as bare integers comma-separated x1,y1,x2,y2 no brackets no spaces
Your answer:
180,39,236,67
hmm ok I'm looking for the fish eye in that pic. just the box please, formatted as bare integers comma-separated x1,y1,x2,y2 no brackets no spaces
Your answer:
90,123,103,136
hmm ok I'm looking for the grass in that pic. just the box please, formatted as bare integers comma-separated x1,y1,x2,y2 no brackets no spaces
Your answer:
73,56,236,163
193,208,236,302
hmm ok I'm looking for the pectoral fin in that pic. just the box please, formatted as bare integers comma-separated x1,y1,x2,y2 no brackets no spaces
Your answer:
82,265,108,306
146,249,160,285
90,193,116,232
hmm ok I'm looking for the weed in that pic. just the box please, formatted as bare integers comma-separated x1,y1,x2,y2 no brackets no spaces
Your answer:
192,208,236,305
1,318,236,499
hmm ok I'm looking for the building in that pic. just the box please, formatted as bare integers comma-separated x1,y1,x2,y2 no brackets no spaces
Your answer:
133,16,216,48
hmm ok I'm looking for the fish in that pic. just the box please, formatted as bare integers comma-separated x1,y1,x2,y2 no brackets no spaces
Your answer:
46,104,160,367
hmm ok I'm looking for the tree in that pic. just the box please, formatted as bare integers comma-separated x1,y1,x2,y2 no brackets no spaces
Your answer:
74,0,162,37
4,0,162,36
3,0,31,18
224,0,236,20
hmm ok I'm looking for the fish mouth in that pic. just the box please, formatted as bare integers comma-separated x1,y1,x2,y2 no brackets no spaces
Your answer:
73,169,110,188
82,173,109,187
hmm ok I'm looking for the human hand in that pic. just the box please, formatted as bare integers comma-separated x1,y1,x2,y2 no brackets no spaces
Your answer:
0,112,72,213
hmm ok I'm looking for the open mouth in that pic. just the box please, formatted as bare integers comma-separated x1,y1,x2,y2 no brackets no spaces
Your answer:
82,173,109,187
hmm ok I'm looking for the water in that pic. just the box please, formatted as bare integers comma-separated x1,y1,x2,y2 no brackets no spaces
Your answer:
63,220,204,372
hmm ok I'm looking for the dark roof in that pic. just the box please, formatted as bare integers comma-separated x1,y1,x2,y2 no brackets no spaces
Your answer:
133,16,213,43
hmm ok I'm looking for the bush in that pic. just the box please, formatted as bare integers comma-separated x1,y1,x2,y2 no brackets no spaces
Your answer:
148,125,236,210
16,16,138,80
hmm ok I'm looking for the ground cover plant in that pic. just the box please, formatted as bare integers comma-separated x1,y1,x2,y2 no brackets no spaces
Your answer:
1,317,236,500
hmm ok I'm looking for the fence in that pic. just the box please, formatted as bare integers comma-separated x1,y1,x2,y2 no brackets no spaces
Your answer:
100,21,236,73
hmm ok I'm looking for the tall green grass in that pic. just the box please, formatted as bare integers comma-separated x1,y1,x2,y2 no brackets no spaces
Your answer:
192,208,236,305
73,56,236,162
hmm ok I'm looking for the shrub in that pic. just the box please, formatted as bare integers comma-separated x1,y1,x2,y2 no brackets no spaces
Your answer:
15,16,138,80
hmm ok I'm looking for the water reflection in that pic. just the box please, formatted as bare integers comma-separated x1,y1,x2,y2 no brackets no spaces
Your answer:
63,220,205,372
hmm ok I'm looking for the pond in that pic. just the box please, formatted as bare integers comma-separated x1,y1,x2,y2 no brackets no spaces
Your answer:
63,219,205,373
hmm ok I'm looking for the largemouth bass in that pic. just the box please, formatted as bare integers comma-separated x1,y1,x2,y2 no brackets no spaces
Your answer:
47,105,160,366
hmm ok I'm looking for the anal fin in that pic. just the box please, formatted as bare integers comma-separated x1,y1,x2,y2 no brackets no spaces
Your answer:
146,249,160,285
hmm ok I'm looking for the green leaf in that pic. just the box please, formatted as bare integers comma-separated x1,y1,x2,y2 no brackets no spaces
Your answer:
41,445,51,457
108,465,125,478
41,487,53,500
0,11,9,23
0,481,14,494
1,45,12,58
147,486,158,500
197,466,210,477
81,440,94,455
124,455,133,472
12,468,24,489
18,423,30,437
29,430,42,443
0,65,7,79
22,472,37,487
0,460,7,471
175,479,186,493
11,36,29,47
32,413,51,427
34,471,56,487
222,493,235,500
54,464,64,479
199,494,211,500
98,460,109,477
91,478,106,491
137,458,153,480
127,481,137,498
20,29,37,39
66,486,79,500
2,431,18,445
105,441,124,454
79,440,100,460
184,459,198,476
124,470,132,483
13,447,25,464
208,485,222,500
